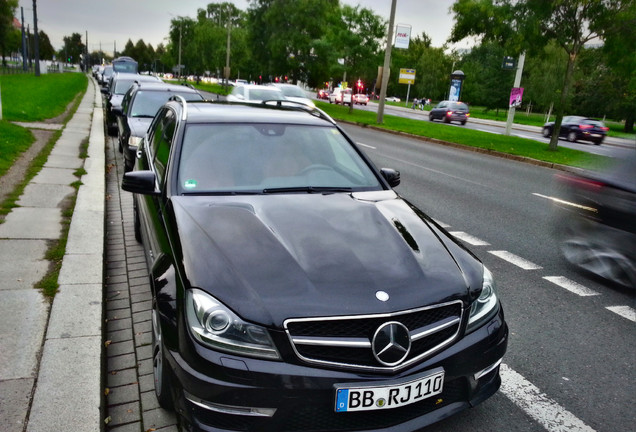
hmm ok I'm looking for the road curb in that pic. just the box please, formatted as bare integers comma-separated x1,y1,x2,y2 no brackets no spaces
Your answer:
26,76,105,432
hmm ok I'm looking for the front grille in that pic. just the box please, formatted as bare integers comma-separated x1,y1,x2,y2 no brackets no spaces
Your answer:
285,301,463,372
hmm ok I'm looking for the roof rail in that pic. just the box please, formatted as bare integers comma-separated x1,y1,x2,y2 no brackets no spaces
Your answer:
259,99,336,125
168,94,188,121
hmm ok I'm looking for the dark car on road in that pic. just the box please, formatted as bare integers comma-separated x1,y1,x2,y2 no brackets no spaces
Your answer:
429,101,470,125
542,116,609,145
554,152,636,289
116,82,204,172
122,98,508,432
104,72,161,135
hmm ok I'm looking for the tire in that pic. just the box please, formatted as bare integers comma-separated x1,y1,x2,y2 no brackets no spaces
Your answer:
461,121,466,125
542,127,551,138
567,131,577,142
152,301,175,410
594,139,603,146
443,116,450,123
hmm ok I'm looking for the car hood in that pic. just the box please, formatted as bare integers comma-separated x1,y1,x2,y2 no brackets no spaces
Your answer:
172,191,482,327
128,117,153,138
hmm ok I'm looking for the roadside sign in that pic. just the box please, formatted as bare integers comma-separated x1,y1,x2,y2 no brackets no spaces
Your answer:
399,68,416,85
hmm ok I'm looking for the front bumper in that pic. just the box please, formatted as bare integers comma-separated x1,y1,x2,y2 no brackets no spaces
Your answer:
165,309,507,432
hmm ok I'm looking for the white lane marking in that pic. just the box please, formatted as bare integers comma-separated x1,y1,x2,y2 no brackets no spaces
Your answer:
357,142,376,149
450,231,490,246
432,219,451,228
606,306,636,323
513,134,536,140
543,276,600,297
500,363,596,432
533,193,597,213
489,250,542,270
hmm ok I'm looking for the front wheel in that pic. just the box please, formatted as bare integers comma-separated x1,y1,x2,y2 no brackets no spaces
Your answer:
542,127,551,138
567,131,577,142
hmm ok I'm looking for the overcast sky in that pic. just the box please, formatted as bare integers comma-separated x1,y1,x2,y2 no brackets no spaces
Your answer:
16,0,469,55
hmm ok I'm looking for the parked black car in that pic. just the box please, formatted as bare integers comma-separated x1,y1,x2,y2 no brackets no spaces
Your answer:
554,152,636,289
122,99,508,432
429,101,470,125
542,116,609,145
104,72,161,135
116,82,204,171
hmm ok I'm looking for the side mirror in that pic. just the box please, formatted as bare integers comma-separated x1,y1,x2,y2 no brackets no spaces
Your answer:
122,170,160,195
380,168,400,188
100,88,108,94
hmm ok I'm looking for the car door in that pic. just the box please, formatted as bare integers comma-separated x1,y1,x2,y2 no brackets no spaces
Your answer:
138,107,178,271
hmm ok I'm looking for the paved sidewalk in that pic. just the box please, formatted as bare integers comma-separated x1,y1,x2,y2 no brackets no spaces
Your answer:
0,75,104,431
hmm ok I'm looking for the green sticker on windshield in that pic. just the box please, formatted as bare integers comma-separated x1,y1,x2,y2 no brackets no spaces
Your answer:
184,179,198,189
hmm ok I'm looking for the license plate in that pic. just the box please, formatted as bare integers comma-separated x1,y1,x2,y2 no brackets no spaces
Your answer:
334,368,444,412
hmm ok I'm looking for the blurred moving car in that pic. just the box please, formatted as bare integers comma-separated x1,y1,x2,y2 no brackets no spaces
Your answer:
112,56,138,74
554,152,636,289
122,98,508,432
385,96,401,102
226,84,286,103
542,116,609,145
352,93,369,105
104,73,162,135
429,101,470,125
269,83,315,107
117,82,204,171
328,87,352,105
317,88,330,99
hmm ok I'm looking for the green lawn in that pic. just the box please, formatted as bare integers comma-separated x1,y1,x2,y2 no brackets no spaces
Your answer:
317,101,612,171
0,73,88,178
0,73,87,122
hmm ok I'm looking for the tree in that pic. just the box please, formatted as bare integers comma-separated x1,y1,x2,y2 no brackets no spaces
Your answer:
59,32,85,64
450,0,631,150
0,0,18,66
457,42,512,110
247,0,341,85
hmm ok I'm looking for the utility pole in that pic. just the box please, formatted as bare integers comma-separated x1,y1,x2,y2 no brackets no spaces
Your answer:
224,7,231,89
376,0,397,124
32,0,40,76
21,8,27,71
505,51,525,136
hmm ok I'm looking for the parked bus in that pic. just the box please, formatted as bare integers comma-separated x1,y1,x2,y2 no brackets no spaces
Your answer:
112,56,138,74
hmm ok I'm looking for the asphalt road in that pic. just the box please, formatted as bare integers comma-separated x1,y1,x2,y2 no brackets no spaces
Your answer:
341,123,635,432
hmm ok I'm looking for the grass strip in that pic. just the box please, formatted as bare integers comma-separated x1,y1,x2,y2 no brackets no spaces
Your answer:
317,101,612,170
0,73,87,121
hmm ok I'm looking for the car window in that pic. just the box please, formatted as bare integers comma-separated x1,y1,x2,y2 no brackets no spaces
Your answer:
150,109,177,183
437,101,447,108
248,88,284,101
114,79,136,95
177,124,381,193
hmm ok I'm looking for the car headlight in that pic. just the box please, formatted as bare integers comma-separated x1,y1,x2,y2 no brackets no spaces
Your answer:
186,289,281,360
466,267,499,333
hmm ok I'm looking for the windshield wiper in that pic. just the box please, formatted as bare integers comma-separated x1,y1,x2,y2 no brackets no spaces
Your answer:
262,186,353,194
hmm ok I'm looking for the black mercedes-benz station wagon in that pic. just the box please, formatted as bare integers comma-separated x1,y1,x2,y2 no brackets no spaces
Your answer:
122,97,508,432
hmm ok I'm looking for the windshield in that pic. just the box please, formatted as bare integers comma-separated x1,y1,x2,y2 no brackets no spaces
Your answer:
177,124,382,194
131,91,203,117
278,86,306,98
